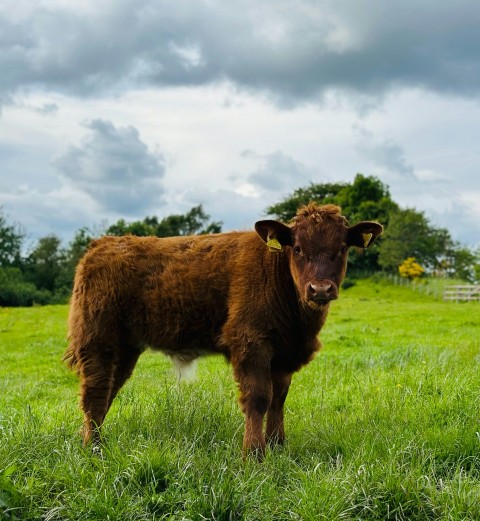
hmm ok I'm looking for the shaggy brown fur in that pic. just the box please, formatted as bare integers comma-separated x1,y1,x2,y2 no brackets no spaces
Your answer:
64,203,382,459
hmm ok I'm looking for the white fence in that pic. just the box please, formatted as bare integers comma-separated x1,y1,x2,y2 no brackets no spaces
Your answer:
443,285,480,302
380,274,479,302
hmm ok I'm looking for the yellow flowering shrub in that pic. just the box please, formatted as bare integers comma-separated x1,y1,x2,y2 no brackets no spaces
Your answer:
398,257,425,280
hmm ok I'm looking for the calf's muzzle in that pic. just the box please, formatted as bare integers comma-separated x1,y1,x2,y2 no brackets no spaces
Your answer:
305,280,338,304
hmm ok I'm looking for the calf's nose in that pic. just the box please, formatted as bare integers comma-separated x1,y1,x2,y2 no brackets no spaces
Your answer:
306,281,335,302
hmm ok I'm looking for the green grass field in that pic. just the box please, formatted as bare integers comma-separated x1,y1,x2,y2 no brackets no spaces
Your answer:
1,279,480,520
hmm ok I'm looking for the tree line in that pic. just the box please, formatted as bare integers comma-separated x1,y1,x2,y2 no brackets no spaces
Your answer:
1,174,479,306
0,205,221,306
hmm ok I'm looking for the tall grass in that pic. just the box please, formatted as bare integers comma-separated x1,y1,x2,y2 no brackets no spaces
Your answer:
1,279,480,520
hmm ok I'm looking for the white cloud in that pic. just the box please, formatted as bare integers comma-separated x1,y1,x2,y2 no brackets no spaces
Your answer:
168,42,205,70
413,169,450,183
458,191,480,222
234,183,261,199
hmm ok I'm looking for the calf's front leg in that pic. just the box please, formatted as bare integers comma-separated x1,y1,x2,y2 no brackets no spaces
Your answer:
233,352,273,461
266,372,292,446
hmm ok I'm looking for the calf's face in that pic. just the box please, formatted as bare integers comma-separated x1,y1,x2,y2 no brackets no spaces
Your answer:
255,210,383,308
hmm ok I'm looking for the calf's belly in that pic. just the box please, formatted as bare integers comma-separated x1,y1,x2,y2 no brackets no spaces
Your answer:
141,309,227,359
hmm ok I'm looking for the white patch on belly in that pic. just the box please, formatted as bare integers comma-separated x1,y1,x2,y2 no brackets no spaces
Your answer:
171,355,198,382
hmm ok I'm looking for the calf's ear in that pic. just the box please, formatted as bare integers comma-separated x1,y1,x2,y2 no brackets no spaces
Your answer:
255,220,293,250
347,222,383,248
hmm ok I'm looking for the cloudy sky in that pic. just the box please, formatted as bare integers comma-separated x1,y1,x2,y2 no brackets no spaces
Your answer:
1,0,480,248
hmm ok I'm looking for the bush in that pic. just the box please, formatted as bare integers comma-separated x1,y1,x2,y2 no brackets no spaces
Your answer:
398,257,425,281
341,277,356,289
0,268,52,307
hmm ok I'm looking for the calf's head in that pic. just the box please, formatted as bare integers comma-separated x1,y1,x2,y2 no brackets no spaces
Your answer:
255,203,383,308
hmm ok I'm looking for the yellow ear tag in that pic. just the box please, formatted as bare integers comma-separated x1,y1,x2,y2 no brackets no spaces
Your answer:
362,232,373,247
267,238,282,251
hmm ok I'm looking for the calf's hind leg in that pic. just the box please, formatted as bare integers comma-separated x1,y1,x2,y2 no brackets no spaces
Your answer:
107,347,142,410
78,344,117,446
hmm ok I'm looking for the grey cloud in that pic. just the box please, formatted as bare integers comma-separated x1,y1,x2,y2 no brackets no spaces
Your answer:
2,1,480,105
35,103,58,115
354,126,415,178
363,141,414,178
54,119,165,214
247,151,313,192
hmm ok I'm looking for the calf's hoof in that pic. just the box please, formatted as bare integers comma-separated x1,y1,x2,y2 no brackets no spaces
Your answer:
243,441,266,462
267,434,285,447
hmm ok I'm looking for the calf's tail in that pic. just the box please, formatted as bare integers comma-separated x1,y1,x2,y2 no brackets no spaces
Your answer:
63,282,86,374
63,338,79,371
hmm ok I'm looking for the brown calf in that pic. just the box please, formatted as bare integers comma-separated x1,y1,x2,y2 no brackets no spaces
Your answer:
64,203,382,459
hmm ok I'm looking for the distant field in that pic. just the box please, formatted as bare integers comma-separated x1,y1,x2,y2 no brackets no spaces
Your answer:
1,279,480,520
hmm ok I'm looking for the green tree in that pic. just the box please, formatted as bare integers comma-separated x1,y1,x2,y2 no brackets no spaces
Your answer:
474,248,480,283
0,267,51,306
0,209,24,267
156,205,222,236
106,218,132,236
266,182,347,222
335,175,398,273
378,208,450,272
266,175,398,224
55,227,95,296
442,243,479,282
106,205,222,238
106,218,155,237
335,174,399,225
25,235,65,293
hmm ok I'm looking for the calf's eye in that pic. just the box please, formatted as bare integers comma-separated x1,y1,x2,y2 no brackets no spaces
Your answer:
294,246,302,255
